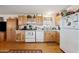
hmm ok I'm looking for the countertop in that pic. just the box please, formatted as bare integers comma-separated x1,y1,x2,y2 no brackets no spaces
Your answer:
16,29,60,32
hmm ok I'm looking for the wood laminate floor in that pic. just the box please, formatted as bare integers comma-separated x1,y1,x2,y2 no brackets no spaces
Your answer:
0,42,63,53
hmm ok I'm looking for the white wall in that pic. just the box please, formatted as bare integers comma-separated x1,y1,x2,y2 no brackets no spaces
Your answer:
0,14,18,21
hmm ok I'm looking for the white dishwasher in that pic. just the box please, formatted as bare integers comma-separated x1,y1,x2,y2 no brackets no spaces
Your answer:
36,30,44,42
25,30,35,42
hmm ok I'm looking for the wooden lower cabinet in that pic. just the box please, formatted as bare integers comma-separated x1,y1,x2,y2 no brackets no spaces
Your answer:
35,16,43,25
55,31,60,44
16,30,25,42
0,32,5,41
7,29,16,41
18,16,27,25
44,32,56,42
44,31,60,43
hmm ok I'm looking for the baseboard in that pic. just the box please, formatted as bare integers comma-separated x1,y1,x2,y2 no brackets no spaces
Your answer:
60,48,65,53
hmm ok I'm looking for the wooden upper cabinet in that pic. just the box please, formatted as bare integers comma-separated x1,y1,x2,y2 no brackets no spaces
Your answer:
54,15,62,26
7,18,16,41
18,15,43,25
7,19,16,29
35,16,43,25
18,16,27,25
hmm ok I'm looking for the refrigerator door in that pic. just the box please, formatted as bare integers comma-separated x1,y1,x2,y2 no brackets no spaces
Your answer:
61,13,79,29
60,29,78,53
71,14,79,29
61,15,74,29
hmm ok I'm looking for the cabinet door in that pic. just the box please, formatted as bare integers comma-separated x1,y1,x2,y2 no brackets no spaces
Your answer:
0,32,5,41
7,29,16,41
7,19,16,41
54,15,61,25
20,31,25,42
18,16,22,25
23,16,27,24
18,16,27,25
16,31,25,42
44,32,55,42
44,32,50,42
60,29,78,53
51,32,56,42
55,31,60,44
7,19,16,29
36,16,43,25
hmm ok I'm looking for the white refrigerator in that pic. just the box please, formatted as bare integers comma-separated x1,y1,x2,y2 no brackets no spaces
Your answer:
60,13,79,53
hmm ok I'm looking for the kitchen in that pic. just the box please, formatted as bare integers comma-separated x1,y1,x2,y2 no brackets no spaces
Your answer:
0,5,79,53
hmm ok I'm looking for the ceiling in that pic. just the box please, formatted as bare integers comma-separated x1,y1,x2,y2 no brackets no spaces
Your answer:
0,5,76,14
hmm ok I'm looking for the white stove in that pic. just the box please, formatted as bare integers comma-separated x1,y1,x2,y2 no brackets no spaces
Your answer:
25,30,35,42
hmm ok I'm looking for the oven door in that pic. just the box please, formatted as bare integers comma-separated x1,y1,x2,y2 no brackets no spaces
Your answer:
25,31,35,42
